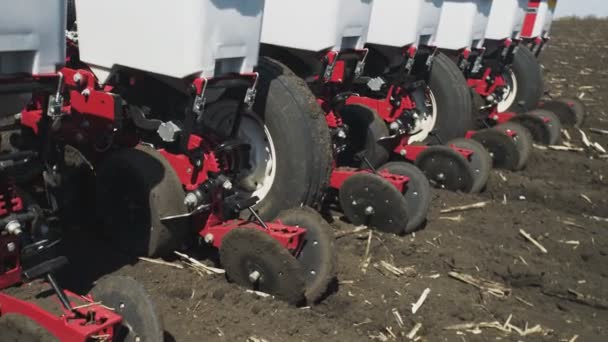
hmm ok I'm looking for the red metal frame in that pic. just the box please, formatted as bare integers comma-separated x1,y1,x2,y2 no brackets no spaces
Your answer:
0,290,121,342
330,168,409,193
345,87,416,123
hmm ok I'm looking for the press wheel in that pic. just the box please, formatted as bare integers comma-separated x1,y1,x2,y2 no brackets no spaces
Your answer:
378,162,431,233
276,207,336,304
91,276,164,342
414,146,475,192
494,122,533,171
510,113,551,145
219,228,306,305
470,129,521,171
539,97,586,127
339,172,409,234
446,138,491,193
528,109,562,145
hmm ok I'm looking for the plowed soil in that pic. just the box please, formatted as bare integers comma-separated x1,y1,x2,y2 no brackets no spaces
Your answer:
51,19,608,342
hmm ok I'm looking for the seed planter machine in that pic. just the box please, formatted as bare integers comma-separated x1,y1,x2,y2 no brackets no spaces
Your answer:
19,0,337,306
429,0,559,172
0,1,164,340
342,0,493,194
260,0,436,235
520,0,587,127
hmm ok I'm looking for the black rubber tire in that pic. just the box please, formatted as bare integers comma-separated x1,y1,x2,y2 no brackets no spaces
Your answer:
91,276,164,342
510,113,552,145
427,52,475,142
539,97,586,128
503,48,544,113
253,57,333,219
378,162,431,232
96,145,188,257
0,314,57,342
528,109,563,145
338,104,390,168
219,228,306,305
446,138,491,193
276,207,336,304
494,122,533,171
415,146,475,192
559,97,586,127
471,129,521,171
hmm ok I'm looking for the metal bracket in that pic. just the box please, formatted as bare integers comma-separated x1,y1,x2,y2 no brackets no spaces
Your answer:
354,48,369,78
192,77,208,120
471,50,486,74
46,73,64,118
323,51,339,82
243,72,259,108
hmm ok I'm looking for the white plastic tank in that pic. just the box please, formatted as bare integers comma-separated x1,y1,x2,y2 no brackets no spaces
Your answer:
432,0,493,51
261,0,374,52
485,0,528,40
76,0,265,84
366,0,444,48
521,0,557,39
0,0,66,117
0,0,66,75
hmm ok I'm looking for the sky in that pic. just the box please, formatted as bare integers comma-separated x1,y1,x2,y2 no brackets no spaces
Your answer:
555,0,608,18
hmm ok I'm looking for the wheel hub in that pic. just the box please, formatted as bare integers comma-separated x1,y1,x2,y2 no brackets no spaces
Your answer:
234,112,277,201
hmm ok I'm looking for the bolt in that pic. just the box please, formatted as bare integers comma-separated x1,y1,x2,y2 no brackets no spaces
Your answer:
186,168,192,174
400,149,407,156
486,95,495,102
73,73,82,85
119,303,125,310
492,115,499,121
337,129,347,139
222,180,233,190
437,173,446,181
5,221,22,235
184,192,198,208
81,88,90,98
364,206,375,215
412,113,419,119
352,200,357,206
204,233,214,244
249,270,261,283
6,242,16,253
389,122,400,131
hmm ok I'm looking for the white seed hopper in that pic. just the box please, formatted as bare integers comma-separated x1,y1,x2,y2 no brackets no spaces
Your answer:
261,0,374,52
366,0,443,48
485,0,528,40
432,0,493,51
521,0,558,39
0,0,66,116
75,0,265,83
0,0,66,75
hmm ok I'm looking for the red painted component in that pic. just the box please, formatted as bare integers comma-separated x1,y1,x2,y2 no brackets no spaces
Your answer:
487,110,516,124
521,0,541,38
346,87,416,123
0,290,122,341
467,68,506,98
393,143,426,162
158,136,220,191
0,236,21,290
330,168,408,193
200,219,306,251
68,89,116,122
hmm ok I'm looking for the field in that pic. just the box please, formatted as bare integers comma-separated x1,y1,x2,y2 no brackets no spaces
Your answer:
58,19,608,341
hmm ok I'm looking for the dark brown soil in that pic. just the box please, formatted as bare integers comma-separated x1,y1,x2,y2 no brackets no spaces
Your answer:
39,19,608,341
